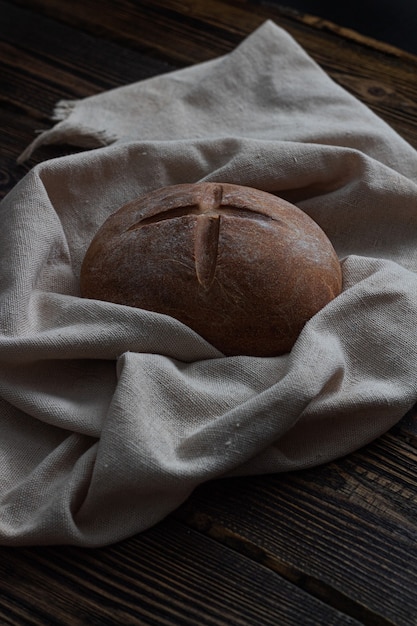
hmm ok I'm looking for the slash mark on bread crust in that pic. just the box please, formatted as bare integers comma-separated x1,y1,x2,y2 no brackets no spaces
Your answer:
127,205,200,230
194,214,220,289
203,183,223,212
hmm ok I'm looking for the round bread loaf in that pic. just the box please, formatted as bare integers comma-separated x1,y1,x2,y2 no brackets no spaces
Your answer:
80,182,342,356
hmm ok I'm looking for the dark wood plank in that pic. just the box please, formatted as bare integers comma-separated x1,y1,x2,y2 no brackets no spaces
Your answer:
394,403,417,447
6,0,249,64
0,0,176,199
0,520,362,626
1,0,175,91
8,0,417,150
2,2,417,625
5,0,417,185
175,432,417,625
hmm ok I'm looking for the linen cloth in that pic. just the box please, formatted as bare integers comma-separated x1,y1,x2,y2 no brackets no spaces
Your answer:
2,20,417,546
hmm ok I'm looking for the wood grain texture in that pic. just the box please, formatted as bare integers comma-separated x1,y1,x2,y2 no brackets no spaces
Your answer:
8,0,417,150
2,1,417,624
393,403,417,448
0,520,363,625
0,0,176,198
176,432,417,625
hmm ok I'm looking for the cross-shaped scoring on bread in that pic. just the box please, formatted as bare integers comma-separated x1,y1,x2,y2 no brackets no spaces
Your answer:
80,183,342,356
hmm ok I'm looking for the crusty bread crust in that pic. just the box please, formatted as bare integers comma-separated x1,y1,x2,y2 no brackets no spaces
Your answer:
80,183,342,356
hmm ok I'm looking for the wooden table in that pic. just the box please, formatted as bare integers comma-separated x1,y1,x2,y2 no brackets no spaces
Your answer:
2,1,417,624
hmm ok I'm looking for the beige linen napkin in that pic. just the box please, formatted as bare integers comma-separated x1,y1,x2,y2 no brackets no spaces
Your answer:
2,20,417,546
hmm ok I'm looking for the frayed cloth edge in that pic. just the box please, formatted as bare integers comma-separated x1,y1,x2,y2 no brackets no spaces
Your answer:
51,99,79,122
17,99,118,164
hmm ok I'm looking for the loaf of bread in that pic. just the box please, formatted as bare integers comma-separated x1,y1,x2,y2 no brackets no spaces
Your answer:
80,183,342,356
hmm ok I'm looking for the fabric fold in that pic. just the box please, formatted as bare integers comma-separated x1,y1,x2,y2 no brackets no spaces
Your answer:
1,20,417,546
